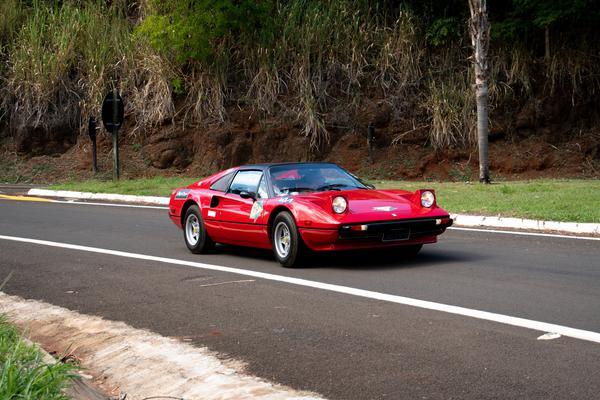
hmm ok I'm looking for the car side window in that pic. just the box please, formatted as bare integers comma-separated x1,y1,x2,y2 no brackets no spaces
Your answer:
210,172,234,192
228,170,262,195
257,175,269,199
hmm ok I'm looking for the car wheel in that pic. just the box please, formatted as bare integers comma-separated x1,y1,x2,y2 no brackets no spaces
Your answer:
272,211,301,267
184,205,215,254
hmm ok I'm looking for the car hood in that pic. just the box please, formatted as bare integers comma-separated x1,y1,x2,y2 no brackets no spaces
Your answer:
343,189,413,214
294,189,448,223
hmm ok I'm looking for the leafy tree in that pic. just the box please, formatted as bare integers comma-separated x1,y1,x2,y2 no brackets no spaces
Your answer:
491,0,600,54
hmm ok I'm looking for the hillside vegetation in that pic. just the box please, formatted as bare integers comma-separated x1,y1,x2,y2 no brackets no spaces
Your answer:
0,0,599,180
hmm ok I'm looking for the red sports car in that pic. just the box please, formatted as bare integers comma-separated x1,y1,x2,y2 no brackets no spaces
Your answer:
168,162,452,267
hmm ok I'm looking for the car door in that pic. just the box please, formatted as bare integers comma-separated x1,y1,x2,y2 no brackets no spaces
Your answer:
217,170,269,247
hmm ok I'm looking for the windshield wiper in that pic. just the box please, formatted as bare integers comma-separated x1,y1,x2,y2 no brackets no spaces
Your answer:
279,187,314,193
316,183,354,191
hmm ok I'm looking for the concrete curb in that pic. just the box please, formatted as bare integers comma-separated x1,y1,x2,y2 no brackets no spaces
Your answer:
450,214,600,235
27,188,600,236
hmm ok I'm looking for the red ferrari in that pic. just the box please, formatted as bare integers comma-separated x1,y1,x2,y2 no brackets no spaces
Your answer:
168,163,452,267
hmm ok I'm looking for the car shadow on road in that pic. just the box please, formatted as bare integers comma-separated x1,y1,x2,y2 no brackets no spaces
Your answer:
301,248,481,270
213,244,481,271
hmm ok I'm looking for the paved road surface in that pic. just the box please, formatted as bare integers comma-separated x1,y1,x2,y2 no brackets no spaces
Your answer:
1,198,599,399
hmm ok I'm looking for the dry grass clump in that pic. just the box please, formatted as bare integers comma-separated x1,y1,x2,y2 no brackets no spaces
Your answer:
545,47,600,105
1,1,133,133
126,45,176,136
425,76,476,149
375,12,423,95
3,3,81,130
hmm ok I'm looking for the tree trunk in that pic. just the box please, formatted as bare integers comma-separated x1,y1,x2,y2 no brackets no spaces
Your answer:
468,0,491,183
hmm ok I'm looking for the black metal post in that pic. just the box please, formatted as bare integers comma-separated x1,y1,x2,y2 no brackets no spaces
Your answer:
367,122,374,164
88,117,97,174
112,87,120,180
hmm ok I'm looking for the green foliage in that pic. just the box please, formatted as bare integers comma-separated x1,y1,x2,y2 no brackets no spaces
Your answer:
0,0,24,48
512,0,599,27
171,77,184,95
491,0,600,40
0,316,76,399
426,17,461,46
136,0,273,64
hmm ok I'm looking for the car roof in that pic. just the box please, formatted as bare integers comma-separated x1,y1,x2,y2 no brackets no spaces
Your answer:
238,162,337,171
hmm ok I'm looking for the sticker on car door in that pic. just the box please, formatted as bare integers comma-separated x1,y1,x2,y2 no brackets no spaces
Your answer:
249,200,264,221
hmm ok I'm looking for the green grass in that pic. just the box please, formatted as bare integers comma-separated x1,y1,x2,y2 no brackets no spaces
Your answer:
0,316,75,399
374,179,600,223
51,178,600,223
51,176,199,197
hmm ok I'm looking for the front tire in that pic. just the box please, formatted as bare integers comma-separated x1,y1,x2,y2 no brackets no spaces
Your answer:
272,212,301,267
184,205,215,254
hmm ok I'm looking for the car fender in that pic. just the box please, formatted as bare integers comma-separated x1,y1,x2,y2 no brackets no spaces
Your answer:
264,198,339,230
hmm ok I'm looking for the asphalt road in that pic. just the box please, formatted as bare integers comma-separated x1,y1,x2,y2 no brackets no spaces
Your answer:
1,198,599,399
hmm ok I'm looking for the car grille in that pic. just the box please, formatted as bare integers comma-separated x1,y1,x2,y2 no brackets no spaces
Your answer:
338,218,452,242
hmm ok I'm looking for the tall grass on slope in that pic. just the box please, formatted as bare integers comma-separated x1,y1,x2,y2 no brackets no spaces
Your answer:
1,1,135,133
3,2,81,129
0,0,24,61
256,0,422,149
0,316,76,399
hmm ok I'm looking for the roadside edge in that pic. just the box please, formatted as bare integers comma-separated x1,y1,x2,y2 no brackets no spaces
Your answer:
26,188,600,235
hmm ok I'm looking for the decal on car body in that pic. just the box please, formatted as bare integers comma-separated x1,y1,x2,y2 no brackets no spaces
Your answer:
207,210,216,218
175,189,191,199
277,196,294,204
250,200,264,221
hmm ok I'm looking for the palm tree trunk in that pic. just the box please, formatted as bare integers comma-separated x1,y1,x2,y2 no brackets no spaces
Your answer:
468,0,491,183
475,79,489,182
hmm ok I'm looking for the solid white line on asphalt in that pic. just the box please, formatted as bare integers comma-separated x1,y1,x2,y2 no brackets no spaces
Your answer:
2,234,600,345
448,227,600,241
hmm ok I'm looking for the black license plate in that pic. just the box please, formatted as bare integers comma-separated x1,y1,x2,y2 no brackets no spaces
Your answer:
382,229,410,242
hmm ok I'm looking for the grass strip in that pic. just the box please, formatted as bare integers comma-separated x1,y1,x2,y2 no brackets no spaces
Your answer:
50,178,600,223
0,315,75,399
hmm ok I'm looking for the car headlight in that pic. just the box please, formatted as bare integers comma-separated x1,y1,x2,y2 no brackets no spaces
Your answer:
332,196,347,214
420,191,435,208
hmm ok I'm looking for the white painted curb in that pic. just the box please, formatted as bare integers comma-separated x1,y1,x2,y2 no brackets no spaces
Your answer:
450,214,600,235
27,188,169,206
26,189,600,235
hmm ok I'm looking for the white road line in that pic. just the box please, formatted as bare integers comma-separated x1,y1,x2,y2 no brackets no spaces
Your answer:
448,227,600,241
2,234,600,344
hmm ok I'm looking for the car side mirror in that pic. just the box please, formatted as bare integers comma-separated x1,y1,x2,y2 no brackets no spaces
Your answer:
239,191,256,201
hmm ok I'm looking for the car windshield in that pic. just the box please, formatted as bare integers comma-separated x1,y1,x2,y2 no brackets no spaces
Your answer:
269,164,367,195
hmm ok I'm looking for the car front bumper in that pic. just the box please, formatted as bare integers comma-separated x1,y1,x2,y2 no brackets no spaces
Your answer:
300,216,453,251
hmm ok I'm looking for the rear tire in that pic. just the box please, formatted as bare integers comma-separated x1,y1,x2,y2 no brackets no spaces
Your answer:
272,211,301,267
183,205,215,254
